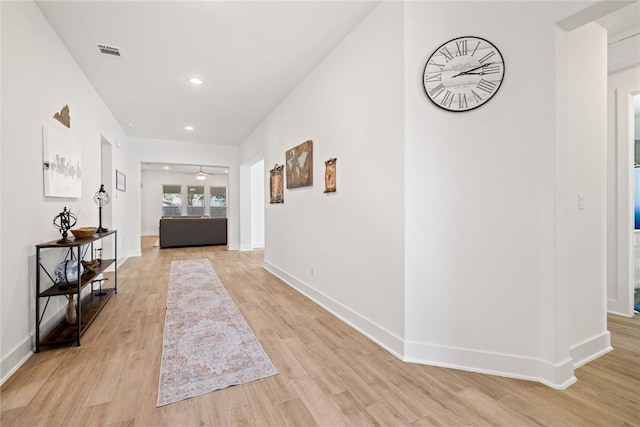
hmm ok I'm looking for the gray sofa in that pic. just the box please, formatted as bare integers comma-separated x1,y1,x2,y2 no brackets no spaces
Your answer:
159,216,227,248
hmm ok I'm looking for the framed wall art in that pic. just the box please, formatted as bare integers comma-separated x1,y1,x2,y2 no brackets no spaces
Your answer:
324,158,337,193
116,170,126,192
286,140,313,189
42,124,81,198
269,164,284,203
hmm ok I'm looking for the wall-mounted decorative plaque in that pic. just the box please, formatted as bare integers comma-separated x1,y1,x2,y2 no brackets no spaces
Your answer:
270,164,284,204
53,105,71,128
324,158,337,193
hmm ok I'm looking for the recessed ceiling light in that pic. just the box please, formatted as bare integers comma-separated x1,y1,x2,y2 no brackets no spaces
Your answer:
184,126,194,131
225,170,229,173
189,78,203,85
164,166,170,170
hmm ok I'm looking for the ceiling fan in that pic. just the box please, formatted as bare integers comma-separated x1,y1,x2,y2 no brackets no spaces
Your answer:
184,166,215,180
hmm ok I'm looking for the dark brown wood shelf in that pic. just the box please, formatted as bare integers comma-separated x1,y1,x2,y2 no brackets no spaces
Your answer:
39,259,115,297
35,230,117,352
39,288,115,347
36,230,116,249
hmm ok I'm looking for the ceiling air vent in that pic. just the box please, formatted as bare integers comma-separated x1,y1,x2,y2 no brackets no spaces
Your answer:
96,43,121,57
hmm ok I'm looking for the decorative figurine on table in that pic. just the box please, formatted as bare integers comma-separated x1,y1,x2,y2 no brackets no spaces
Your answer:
94,247,103,264
52,207,77,243
93,184,111,233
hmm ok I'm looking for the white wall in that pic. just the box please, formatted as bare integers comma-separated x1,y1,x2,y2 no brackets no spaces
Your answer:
128,137,239,253
250,159,265,248
1,1,130,382
564,22,610,366
140,169,228,236
240,1,406,354
404,1,607,387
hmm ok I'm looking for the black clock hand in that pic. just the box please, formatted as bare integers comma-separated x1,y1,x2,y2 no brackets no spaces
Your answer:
452,62,493,78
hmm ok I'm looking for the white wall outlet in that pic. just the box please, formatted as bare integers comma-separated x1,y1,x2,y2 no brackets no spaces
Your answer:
578,193,584,210
310,267,314,277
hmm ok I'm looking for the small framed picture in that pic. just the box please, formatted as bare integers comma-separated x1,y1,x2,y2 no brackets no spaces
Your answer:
269,164,284,203
116,170,126,192
324,158,337,193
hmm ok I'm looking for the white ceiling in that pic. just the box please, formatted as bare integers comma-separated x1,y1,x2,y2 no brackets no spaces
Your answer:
141,162,228,175
36,1,378,146
596,1,640,38
36,1,639,147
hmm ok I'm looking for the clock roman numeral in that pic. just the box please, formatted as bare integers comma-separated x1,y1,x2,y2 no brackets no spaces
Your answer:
471,89,483,103
439,46,454,61
456,40,467,56
458,93,468,109
479,50,496,64
471,41,481,57
424,73,442,83
482,64,501,74
429,83,445,98
477,78,497,93
428,60,445,71
441,91,454,108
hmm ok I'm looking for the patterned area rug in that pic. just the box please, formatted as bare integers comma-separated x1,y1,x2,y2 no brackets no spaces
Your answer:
157,259,277,407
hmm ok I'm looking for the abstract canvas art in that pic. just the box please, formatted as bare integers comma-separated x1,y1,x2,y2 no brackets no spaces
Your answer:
286,140,313,189
42,124,81,198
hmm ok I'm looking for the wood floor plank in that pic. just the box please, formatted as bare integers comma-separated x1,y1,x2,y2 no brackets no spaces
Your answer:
3,239,639,427
329,390,381,426
366,401,413,427
288,375,346,426
276,397,318,427
0,350,66,411
242,380,283,426
193,391,228,426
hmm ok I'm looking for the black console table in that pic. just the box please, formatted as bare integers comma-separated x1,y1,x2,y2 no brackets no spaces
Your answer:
35,230,117,352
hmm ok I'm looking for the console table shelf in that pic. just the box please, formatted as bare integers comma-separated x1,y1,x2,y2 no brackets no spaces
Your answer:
39,289,115,347
39,259,115,297
35,230,117,352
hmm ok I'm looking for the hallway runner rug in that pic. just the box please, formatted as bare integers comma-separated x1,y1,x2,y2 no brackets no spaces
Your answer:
157,259,278,406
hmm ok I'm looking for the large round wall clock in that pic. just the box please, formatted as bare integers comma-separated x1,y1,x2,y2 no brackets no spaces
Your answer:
423,36,505,112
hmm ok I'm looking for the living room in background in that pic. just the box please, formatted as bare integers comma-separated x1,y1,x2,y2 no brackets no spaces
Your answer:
209,186,227,218
187,186,205,216
162,185,182,216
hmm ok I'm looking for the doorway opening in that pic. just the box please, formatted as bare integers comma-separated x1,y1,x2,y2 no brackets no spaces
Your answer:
239,154,265,251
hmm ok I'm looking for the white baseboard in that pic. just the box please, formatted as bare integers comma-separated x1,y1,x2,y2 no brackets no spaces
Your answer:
607,308,633,318
239,244,253,252
404,341,577,389
263,260,582,390
570,330,612,368
1,301,69,385
607,297,634,317
1,338,33,386
252,242,264,249
263,261,404,358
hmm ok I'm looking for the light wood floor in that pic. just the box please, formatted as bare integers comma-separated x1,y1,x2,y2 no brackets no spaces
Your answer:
2,237,639,426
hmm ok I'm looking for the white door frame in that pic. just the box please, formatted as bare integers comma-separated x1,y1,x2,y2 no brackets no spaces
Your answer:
612,82,640,317
239,152,264,251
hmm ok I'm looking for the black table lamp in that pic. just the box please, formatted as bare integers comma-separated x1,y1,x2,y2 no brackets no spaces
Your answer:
93,184,111,233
